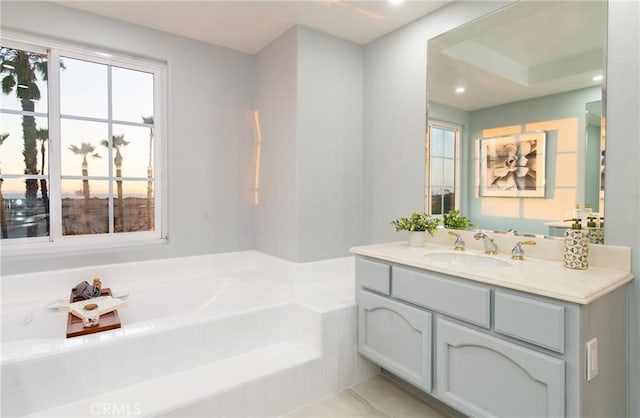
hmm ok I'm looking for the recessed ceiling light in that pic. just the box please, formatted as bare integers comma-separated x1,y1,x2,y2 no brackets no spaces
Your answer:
455,87,465,93
592,75,603,81
388,0,404,5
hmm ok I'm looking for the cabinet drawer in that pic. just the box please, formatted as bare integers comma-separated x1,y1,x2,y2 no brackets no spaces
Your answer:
392,266,490,328
356,257,390,295
494,292,565,353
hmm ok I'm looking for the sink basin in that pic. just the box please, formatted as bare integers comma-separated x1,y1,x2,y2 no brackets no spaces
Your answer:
423,252,511,269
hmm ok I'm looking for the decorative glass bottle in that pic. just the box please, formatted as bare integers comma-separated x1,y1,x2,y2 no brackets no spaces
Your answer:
563,219,589,270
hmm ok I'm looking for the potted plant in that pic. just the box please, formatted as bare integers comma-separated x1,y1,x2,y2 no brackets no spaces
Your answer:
443,209,474,230
392,212,440,247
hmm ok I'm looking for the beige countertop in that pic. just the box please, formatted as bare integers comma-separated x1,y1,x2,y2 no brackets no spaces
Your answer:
544,221,574,228
350,241,633,305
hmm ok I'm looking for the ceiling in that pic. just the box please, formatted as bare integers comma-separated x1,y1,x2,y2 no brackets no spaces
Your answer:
51,1,605,112
53,0,451,54
428,0,607,111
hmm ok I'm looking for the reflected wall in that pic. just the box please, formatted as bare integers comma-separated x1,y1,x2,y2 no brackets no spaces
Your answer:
467,86,602,234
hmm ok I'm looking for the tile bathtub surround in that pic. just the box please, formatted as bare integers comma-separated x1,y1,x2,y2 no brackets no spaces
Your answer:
319,305,377,395
155,305,379,418
1,250,355,306
8,304,380,417
1,252,379,417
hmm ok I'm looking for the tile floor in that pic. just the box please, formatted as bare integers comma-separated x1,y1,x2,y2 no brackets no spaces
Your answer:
284,374,462,418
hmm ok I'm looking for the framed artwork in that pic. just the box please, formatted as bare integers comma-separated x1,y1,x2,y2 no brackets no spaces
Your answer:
479,131,546,198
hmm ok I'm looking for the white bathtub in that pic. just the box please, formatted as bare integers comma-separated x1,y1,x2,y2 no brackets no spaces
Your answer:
0,251,378,417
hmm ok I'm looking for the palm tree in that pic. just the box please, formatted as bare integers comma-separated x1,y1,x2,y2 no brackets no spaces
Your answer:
35,128,49,233
68,142,101,233
100,134,129,232
1,47,48,237
142,116,154,230
0,133,9,238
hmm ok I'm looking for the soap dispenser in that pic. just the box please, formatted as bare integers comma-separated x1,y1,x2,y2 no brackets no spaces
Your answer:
572,204,582,219
587,216,604,244
563,219,589,270
582,204,593,228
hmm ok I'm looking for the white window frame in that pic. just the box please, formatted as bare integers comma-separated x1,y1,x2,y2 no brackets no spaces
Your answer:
0,31,167,255
425,120,461,216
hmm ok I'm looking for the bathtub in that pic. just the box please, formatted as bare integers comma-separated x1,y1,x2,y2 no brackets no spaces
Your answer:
0,251,378,417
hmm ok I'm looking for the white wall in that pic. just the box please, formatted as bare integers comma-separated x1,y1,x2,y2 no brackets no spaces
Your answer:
254,26,364,262
363,1,512,244
0,1,256,274
296,26,363,262
254,28,299,261
363,0,640,414
606,1,640,416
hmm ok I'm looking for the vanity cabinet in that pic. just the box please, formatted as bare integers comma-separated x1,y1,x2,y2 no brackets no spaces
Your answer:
355,255,629,418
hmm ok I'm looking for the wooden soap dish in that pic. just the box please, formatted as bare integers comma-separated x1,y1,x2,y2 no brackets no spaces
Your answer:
66,288,122,338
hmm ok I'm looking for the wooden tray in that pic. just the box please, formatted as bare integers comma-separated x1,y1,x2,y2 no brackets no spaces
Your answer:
66,288,122,338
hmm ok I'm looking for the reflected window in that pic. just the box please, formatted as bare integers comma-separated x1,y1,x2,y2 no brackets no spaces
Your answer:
426,123,459,215
1,37,164,248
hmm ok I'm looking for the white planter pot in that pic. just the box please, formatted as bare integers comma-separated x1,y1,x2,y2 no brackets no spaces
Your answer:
407,231,426,247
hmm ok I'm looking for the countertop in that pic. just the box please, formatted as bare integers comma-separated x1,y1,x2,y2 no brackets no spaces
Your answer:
544,221,575,228
350,242,633,305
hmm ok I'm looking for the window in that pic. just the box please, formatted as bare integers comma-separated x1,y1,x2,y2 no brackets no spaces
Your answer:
0,35,165,252
426,122,460,215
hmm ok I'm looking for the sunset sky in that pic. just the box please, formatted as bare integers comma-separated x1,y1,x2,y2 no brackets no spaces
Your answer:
0,54,154,197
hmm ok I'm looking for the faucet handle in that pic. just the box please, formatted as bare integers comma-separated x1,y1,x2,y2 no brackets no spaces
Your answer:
448,231,465,251
511,240,536,260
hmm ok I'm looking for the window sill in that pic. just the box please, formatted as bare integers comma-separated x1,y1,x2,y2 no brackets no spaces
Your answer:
0,234,168,258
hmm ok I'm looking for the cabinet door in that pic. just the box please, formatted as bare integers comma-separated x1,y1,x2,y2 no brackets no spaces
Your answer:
436,318,565,418
358,290,432,392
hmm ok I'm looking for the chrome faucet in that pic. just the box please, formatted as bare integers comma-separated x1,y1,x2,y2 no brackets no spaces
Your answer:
511,240,536,260
474,232,498,255
448,231,465,251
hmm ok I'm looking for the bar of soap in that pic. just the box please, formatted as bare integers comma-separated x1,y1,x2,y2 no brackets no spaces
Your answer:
60,296,127,320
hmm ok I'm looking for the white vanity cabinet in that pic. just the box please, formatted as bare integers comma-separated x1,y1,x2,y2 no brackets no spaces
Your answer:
355,255,629,418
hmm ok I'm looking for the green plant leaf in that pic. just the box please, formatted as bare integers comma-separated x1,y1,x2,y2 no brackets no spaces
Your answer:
443,209,474,230
392,212,440,235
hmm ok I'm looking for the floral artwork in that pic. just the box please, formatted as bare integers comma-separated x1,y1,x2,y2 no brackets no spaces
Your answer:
479,132,546,197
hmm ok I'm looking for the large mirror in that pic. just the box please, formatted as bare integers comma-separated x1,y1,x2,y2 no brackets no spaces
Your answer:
426,0,607,241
